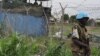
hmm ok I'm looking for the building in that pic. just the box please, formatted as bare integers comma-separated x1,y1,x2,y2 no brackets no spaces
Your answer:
87,19,96,27
0,0,51,36
95,19,100,26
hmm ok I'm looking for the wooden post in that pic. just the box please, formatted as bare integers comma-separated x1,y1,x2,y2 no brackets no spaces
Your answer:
42,8,49,36
59,3,67,39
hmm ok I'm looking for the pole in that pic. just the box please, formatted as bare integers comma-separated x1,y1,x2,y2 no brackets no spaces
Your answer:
59,3,64,40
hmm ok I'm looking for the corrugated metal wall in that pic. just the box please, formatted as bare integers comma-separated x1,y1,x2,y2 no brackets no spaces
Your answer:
0,11,47,36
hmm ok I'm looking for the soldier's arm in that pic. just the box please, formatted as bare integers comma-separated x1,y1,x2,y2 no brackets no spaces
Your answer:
72,38,88,48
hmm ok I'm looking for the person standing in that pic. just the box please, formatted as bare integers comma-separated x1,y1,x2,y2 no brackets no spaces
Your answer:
71,11,90,56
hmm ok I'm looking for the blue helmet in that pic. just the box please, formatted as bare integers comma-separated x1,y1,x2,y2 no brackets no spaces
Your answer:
76,11,88,20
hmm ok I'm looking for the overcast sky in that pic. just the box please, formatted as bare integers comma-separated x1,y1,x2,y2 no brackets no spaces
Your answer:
27,0,100,18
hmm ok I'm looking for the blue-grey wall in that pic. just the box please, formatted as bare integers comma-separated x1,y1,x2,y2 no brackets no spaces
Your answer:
0,11,47,36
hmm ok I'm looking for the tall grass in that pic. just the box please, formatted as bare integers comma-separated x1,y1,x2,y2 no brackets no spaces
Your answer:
0,33,99,56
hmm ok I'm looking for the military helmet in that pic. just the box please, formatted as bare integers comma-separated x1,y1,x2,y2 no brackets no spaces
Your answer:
76,11,88,20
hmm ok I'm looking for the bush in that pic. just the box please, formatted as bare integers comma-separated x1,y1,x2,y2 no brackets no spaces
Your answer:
0,34,39,56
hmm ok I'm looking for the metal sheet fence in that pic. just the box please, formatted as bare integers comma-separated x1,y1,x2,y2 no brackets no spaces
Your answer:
0,11,47,36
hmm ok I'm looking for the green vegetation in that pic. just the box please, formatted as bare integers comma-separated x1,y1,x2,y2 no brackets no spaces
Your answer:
0,33,72,56
91,47,100,56
90,27,100,34
69,15,76,23
61,14,69,22
0,33,99,56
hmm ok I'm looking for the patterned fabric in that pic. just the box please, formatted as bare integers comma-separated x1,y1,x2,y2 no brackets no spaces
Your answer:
72,26,79,39
71,23,90,56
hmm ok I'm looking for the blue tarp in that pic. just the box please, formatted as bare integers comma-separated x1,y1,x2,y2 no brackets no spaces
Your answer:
0,11,47,36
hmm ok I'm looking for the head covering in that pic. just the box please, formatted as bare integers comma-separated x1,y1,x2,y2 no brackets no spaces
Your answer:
76,11,88,20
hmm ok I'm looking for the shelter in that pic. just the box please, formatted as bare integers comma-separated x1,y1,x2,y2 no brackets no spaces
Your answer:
0,0,51,36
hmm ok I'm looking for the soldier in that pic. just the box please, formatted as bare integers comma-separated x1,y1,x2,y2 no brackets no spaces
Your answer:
71,11,90,56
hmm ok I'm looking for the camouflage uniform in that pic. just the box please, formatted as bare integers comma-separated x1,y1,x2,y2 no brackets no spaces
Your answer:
71,23,90,56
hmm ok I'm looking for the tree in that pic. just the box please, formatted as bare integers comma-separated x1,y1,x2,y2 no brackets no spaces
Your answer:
69,15,76,23
63,14,69,22
3,0,26,8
